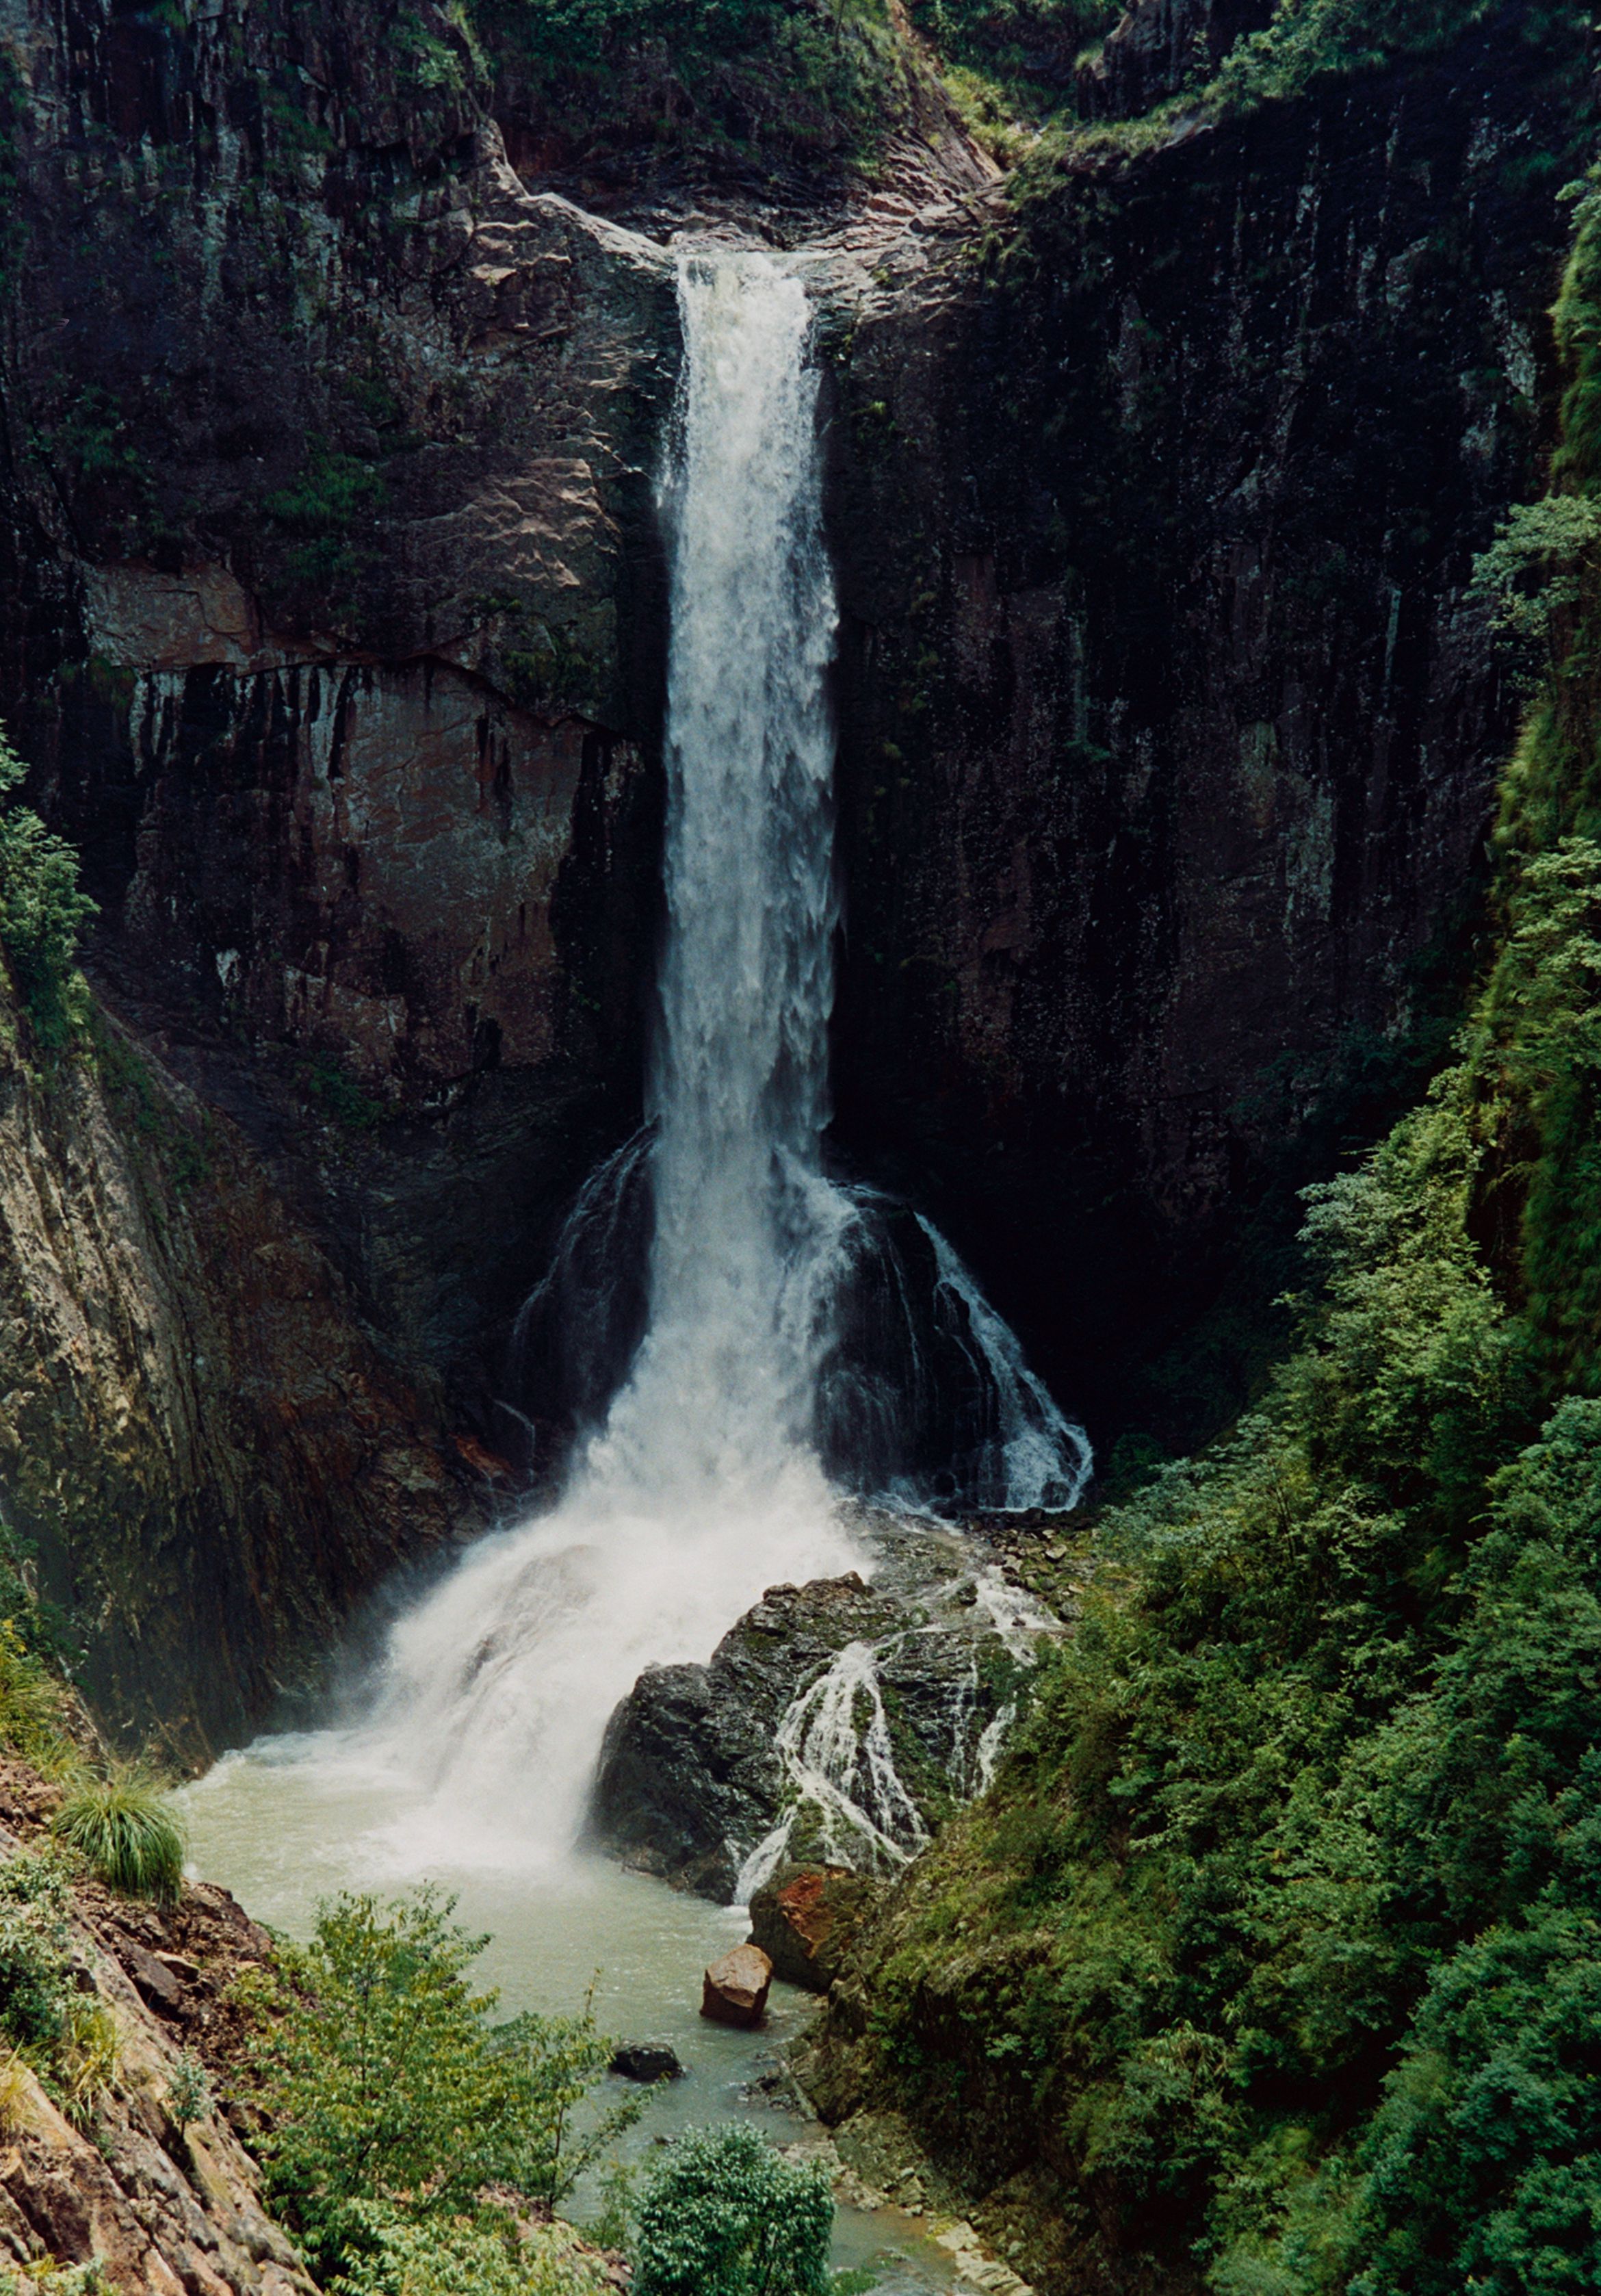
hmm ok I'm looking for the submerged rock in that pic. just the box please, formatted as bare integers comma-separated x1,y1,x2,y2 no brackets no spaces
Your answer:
609,2042,684,2082
749,1865,882,1994
701,1944,773,2029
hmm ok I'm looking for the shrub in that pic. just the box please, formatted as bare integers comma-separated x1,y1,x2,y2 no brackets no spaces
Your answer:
167,2048,213,2127
0,1620,76,1773
0,1847,119,2127
330,2202,612,2296
632,2124,833,2296
246,1890,640,2279
0,1852,75,2051
52,1766,187,1905
0,725,96,1048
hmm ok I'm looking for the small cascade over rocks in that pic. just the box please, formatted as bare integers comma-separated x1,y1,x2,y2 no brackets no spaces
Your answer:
226,246,1088,1881
593,1516,1069,1904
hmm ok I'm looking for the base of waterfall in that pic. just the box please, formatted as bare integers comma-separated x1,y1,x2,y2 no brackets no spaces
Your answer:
588,1509,1070,1904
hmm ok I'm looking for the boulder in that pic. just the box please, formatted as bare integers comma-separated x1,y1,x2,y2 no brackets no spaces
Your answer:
701,1944,772,2029
749,1865,881,1994
609,2043,684,2082
590,1523,1045,1902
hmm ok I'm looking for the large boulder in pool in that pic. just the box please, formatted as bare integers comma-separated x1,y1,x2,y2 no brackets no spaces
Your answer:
701,1942,772,2028
587,1572,904,1902
586,1523,1046,1904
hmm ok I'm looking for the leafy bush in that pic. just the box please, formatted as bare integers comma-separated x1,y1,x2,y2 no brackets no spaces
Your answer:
0,1620,77,1773
0,726,96,1048
1469,496,1601,654
263,438,387,586
53,1766,187,1905
330,2201,612,2296
1206,0,1498,112
246,1891,640,2280
0,1848,119,2127
632,2124,833,2296
167,2048,213,2127
0,1852,76,2052
476,0,909,166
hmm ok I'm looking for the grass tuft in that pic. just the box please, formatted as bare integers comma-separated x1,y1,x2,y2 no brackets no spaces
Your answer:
52,1766,186,1906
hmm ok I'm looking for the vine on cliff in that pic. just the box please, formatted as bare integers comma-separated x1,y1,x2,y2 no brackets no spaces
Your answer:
0,727,96,1053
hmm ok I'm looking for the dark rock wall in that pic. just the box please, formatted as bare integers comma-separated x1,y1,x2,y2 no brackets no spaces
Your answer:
826,20,1595,1434
0,0,679,1399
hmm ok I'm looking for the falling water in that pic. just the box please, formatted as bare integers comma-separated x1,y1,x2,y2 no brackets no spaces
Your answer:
274,250,862,1868
210,248,1086,1880
734,1640,931,1901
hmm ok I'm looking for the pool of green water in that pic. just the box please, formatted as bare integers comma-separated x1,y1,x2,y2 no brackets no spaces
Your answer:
173,1738,967,2293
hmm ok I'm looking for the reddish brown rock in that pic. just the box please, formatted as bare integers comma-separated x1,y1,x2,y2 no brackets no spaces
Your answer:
749,1866,881,1996
700,1944,772,2030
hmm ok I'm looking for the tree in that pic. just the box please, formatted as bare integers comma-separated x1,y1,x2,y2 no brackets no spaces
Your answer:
0,725,95,1048
246,1890,638,2276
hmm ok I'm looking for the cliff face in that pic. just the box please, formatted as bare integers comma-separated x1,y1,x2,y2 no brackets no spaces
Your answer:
0,0,1593,1732
0,0,679,1423
0,980,465,1755
826,13,1594,1435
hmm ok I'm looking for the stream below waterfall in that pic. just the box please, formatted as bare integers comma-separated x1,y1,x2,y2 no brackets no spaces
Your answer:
174,1753,969,2293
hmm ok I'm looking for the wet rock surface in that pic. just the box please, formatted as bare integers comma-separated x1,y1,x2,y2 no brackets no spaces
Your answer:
608,2042,683,2082
590,1516,1067,1904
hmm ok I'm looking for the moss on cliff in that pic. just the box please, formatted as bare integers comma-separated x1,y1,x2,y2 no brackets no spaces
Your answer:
803,164,1601,2296
481,0,926,175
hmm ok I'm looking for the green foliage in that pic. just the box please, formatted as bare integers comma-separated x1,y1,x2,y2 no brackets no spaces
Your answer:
1470,496,1601,663
477,0,909,166
263,438,386,585
1205,0,1496,112
837,175,1601,2293
245,1892,639,2280
51,1766,187,1905
37,387,146,486
298,1053,385,1131
0,1849,119,2128
0,1853,77,2054
393,5,483,95
330,2202,612,2296
632,2124,834,2296
167,2048,213,2127
907,0,1121,117
0,1619,77,1773
0,726,97,1050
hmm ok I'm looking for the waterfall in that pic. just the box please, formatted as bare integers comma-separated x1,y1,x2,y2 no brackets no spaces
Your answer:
733,1640,931,1902
317,250,861,1868
253,249,1087,1876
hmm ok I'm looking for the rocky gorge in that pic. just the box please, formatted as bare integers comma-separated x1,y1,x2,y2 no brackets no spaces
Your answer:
1,0,1599,2287
0,0,1589,1733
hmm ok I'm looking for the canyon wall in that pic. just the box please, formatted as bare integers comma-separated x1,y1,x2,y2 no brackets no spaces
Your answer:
0,979,465,1754
826,12,1593,1436
0,0,1593,1728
